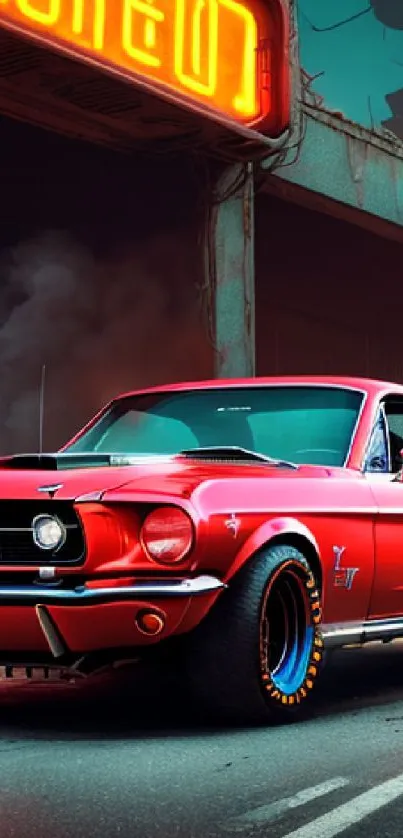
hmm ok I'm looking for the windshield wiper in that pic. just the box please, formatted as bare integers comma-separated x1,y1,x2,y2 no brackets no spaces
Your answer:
179,446,298,470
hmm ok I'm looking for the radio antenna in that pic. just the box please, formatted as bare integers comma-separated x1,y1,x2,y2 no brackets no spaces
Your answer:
39,364,46,455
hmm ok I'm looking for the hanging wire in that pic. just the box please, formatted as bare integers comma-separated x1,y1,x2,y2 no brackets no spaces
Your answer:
300,6,372,33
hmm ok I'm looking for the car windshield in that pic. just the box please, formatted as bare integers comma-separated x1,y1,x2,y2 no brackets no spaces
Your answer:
64,385,364,467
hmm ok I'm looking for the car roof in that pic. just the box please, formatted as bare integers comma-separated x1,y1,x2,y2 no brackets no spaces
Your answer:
114,376,403,401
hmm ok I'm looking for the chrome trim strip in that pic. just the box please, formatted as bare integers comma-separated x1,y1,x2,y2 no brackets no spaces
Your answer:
364,618,403,635
377,509,403,515
0,574,225,605
321,622,363,647
322,616,403,648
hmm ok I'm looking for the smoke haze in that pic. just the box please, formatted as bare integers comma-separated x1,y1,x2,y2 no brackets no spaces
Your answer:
0,229,213,454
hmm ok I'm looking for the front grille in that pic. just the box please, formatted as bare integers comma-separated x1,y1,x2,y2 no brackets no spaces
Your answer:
0,501,85,566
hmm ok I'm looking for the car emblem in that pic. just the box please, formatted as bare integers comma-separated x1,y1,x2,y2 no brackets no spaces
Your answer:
333,545,359,590
37,484,63,499
225,513,241,538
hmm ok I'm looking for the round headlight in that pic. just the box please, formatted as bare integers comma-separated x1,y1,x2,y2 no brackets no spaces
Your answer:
32,515,66,551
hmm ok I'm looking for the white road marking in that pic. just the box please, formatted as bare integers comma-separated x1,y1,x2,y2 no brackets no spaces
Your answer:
222,777,349,830
282,772,403,838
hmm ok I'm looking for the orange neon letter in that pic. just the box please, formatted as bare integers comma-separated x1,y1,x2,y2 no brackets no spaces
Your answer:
16,0,60,26
72,0,106,50
122,0,165,69
219,0,257,117
174,0,218,97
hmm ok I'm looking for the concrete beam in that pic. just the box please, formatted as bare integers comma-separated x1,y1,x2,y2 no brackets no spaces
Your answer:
263,111,403,241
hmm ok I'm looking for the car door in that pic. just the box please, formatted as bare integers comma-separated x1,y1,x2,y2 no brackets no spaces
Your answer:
365,397,403,619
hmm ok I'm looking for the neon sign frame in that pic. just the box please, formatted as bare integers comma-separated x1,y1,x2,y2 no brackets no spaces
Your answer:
0,0,290,138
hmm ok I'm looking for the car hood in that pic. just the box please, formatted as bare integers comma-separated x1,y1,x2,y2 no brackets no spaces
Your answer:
0,452,183,501
0,451,353,502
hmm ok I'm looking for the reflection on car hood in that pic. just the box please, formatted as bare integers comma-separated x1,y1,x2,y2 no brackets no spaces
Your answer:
0,451,352,502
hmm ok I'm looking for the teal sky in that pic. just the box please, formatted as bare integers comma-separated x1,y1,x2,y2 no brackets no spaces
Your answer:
298,0,403,131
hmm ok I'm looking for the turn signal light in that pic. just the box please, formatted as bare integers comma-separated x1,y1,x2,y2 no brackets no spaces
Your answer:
140,507,193,564
135,610,165,636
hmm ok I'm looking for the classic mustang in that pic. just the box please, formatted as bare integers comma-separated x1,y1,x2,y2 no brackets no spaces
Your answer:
0,375,402,722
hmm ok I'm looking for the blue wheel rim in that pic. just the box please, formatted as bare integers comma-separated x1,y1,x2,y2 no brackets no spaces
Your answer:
264,569,313,696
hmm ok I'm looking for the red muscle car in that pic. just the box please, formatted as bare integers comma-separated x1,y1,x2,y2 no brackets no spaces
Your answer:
0,375,401,722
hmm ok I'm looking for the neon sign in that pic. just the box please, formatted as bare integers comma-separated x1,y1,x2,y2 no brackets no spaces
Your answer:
0,0,289,133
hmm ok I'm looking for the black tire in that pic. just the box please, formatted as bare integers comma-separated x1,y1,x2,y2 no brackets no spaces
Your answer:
184,543,324,724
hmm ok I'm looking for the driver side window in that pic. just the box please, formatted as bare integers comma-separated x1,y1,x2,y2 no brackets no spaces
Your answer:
384,400,403,473
364,409,389,473
365,398,403,474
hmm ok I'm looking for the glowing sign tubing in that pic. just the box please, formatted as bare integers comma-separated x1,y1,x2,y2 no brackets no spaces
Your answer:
17,0,59,26
0,0,290,134
72,0,105,51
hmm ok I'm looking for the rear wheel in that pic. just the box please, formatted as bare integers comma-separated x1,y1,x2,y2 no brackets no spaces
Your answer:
185,543,323,724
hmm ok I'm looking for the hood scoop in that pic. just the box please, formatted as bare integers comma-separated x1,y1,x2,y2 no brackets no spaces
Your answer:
0,453,115,471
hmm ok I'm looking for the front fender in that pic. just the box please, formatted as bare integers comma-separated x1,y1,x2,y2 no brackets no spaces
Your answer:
224,516,321,583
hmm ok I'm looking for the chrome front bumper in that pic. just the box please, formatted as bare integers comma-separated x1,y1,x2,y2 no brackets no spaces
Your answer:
0,574,226,606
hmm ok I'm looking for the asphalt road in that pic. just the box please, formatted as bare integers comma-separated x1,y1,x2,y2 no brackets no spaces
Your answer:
1,643,403,838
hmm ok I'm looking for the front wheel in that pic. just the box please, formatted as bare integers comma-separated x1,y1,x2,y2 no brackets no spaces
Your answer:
185,544,324,724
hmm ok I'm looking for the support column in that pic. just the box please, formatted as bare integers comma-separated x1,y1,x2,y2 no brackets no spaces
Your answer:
206,162,255,378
